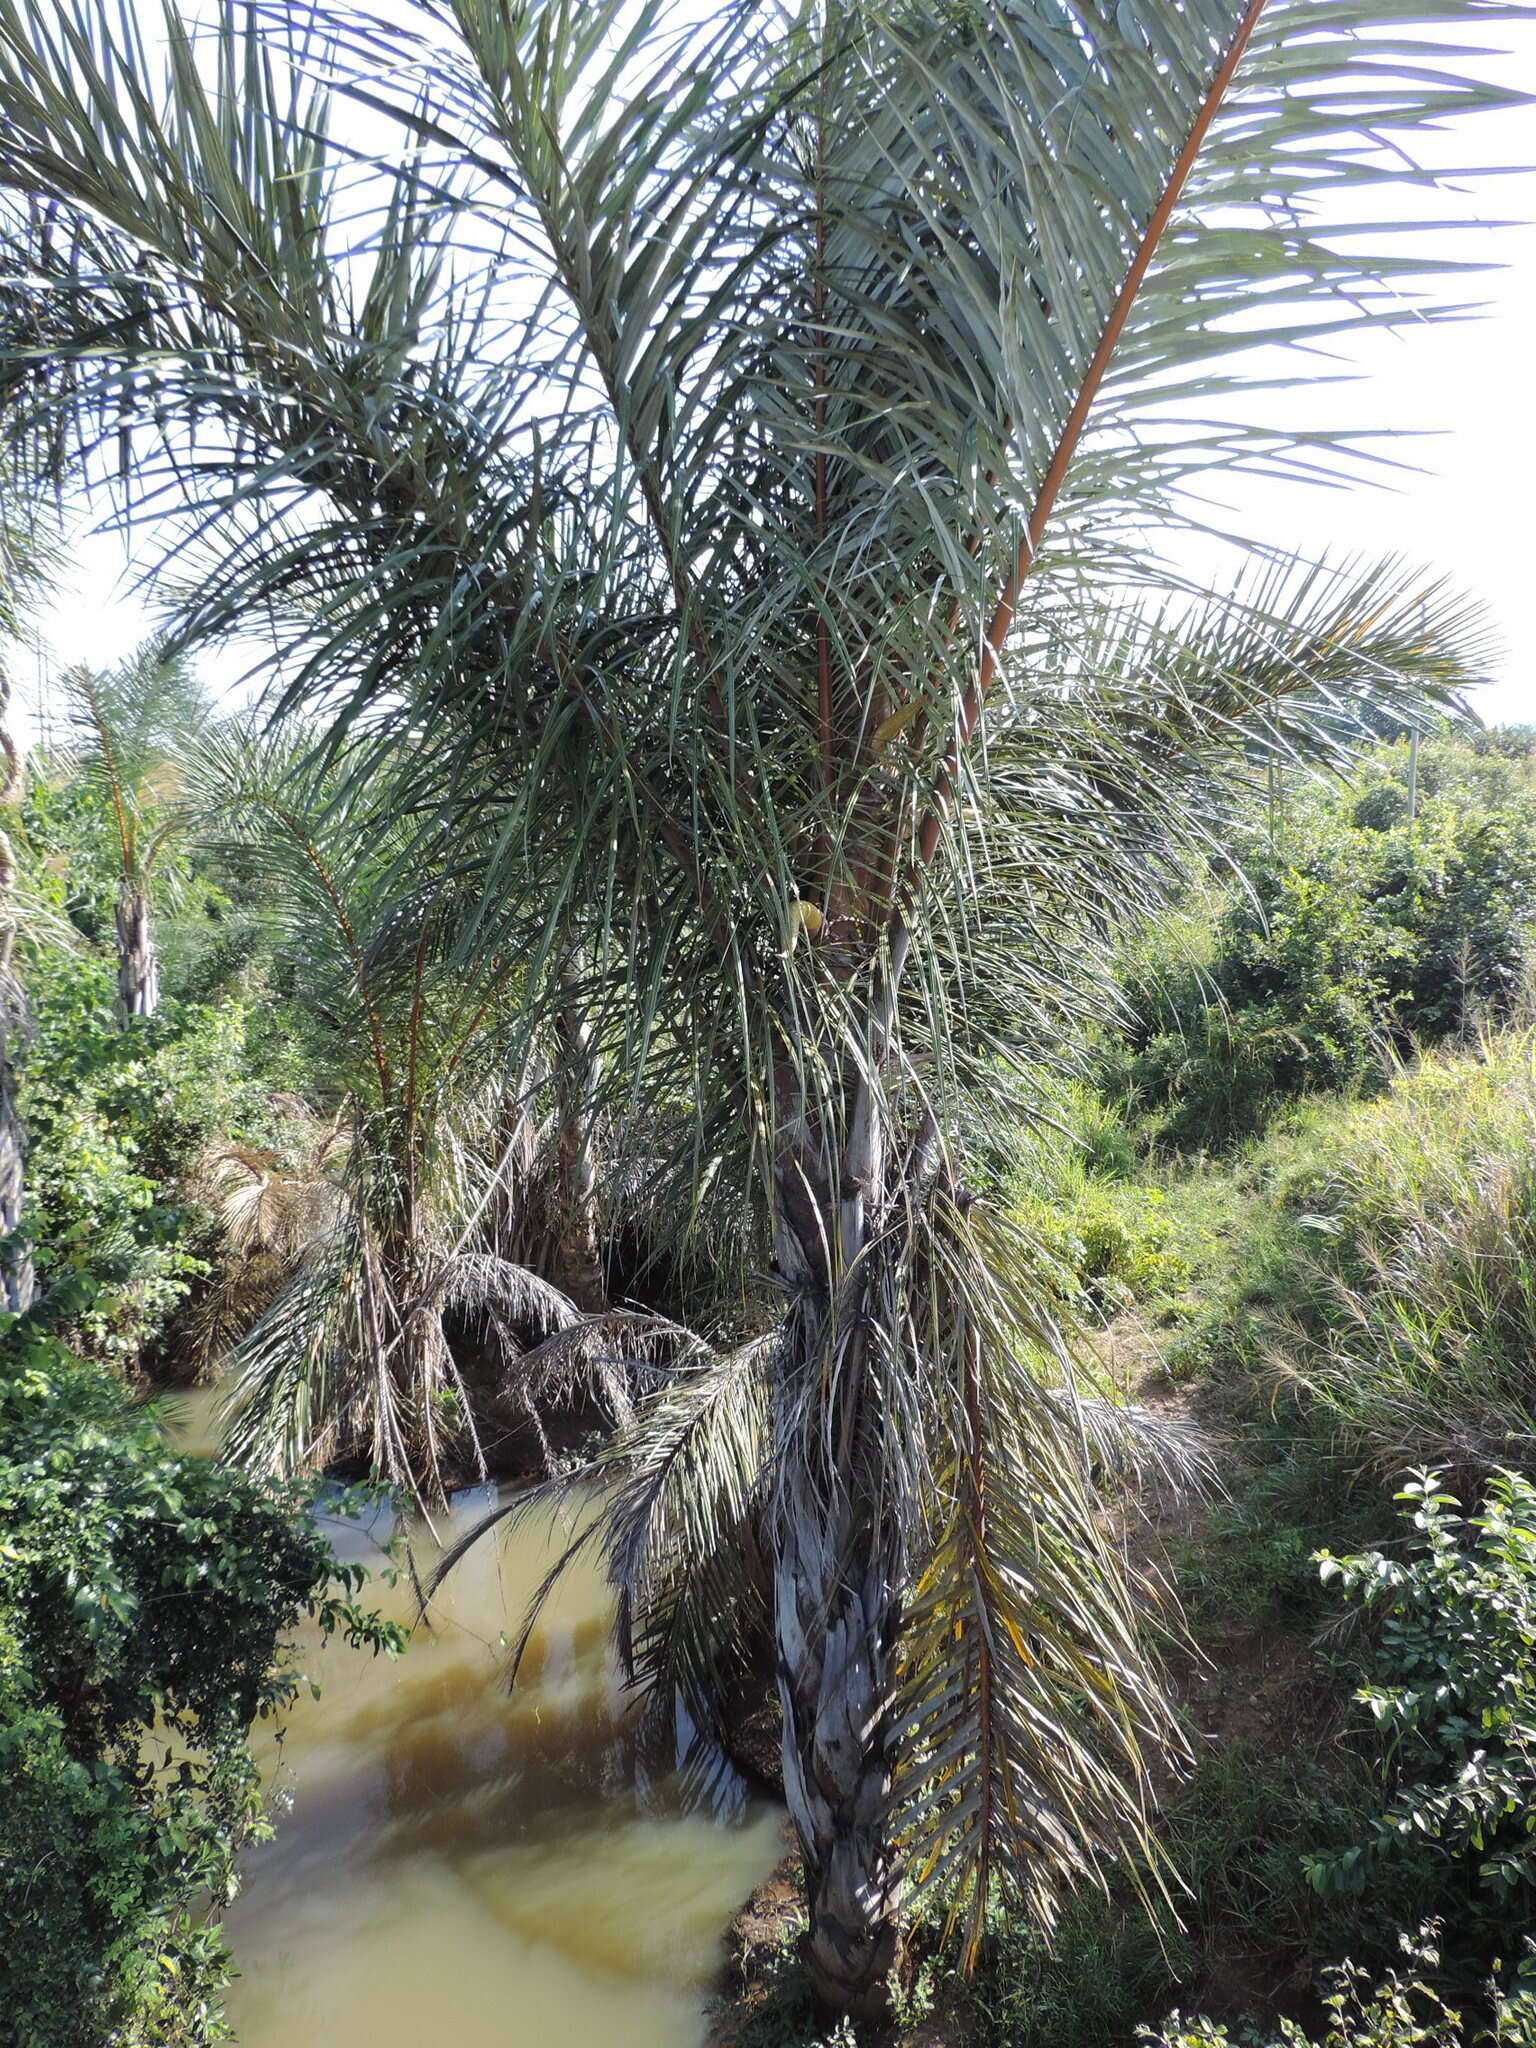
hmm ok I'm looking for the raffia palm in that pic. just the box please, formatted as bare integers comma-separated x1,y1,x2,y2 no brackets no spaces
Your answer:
0,0,1519,2009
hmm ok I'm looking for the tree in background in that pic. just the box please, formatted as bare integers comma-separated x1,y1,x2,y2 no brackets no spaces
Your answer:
186,723,654,1500
56,646,208,1022
0,0,1519,2012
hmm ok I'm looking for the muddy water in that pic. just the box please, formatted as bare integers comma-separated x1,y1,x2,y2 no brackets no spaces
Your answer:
167,1397,783,2048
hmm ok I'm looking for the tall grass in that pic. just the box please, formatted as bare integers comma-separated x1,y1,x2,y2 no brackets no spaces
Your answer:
1264,1033,1536,1477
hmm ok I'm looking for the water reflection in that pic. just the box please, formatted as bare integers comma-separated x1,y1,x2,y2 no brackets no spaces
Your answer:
160,1403,782,2048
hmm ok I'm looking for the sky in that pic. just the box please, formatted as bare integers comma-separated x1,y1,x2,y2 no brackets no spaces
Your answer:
17,10,1536,741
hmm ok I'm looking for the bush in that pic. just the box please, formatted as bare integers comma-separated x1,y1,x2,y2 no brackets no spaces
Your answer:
1146,1930,1536,2048
0,1287,402,2046
1311,1471,1536,1920
1106,738,1536,1151
982,1076,1189,1320
18,951,268,1363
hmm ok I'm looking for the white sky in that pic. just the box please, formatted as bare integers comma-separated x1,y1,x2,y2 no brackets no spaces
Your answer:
18,12,1536,739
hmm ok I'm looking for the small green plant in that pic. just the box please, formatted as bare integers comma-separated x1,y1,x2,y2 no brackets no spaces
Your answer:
1310,1470,1536,1912
1144,1928,1536,2048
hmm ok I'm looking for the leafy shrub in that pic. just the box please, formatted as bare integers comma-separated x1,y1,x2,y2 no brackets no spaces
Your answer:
1311,1471,1536,1917
0,1286,402,2046
19,950,267,1362
983,1076,1189,1319
1146,1929,1536,2048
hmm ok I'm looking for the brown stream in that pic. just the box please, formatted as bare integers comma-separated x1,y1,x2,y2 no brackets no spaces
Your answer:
168,1395,783,2048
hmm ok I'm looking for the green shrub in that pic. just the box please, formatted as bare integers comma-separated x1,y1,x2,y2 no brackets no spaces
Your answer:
1107,740,1536,1151
1146,1930,1536,2048
984,1077,1190,1319
1311,1471,1536,1918
0,1287,402,2046
19,951,267,1362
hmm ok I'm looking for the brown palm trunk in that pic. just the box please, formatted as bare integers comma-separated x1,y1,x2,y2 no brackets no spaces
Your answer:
0,968,33,1314
115,877,159,1021
554,979,606,1313
0,691,33,1313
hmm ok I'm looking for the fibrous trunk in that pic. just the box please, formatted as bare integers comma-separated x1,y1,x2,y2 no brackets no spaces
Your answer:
774,1416,903,2017
0,968,33,1313
115,878,159,1021
771,1025,904,2018
0,758,33,1311
554,980,606,1312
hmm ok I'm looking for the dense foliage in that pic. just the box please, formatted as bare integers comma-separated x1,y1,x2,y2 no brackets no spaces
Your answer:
1148,1933,1536,2048
1314,1472,1536,1919
1104,738,1536,1149
0,1290,401,2047
18,951,265,1363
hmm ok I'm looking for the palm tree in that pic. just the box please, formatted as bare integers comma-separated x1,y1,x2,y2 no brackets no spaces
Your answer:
185,722,657,1501
55,645,208,1021
0,0,1513,2010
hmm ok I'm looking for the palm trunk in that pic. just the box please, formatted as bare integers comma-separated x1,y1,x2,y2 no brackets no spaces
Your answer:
0,968,33,1314
115,877,159,1022
554,978,606,1313
775,1412,904,2016
0,698,33,1312
771,1000,905,2018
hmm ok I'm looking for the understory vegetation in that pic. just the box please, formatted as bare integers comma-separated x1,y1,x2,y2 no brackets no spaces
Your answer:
20,704,1536,2048
718,728,1536,2048
0,1293,402,2046
2,3,1535,2043
18,707,1531,2048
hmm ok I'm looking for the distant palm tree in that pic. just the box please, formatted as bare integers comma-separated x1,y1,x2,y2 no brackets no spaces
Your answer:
0,0,1510,2011
184,724,640,1501
57,646,208,1021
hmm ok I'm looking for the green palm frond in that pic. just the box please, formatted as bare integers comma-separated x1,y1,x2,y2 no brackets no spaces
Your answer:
53,643,208,881
0,0,1527,1995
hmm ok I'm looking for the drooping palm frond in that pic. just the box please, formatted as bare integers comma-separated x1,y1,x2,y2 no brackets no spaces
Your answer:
882,1193,1185,1960
421,1319,772,1729
0,0,1525,2004
185,1117,349,1371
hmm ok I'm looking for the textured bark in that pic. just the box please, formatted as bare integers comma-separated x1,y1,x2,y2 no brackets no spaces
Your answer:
0,973,33,1314
0,683,33,1313
115,878,159,1021
771,994,904,2018
554,983,606,1312
775,1455,903,2017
